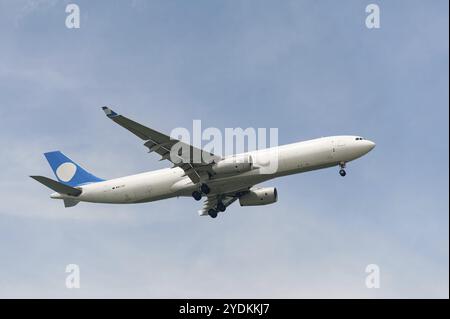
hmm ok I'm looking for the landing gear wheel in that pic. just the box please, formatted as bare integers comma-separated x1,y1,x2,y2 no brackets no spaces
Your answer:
192,191,202,201
339,162,347,177
200,183,210,195
217,202,226,212
208,209,218,218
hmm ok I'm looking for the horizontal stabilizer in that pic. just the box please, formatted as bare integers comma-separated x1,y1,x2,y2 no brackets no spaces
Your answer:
30,175,82,196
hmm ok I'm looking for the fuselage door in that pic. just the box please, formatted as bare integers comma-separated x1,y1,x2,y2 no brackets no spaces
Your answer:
331,139,346,160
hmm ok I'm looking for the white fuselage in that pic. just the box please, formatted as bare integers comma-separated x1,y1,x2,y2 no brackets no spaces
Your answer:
51,136,375,204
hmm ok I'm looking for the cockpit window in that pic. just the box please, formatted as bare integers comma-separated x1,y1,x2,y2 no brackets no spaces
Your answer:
355,137,364,141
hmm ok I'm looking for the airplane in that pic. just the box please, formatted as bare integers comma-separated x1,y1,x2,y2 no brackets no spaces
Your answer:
31,107,376,218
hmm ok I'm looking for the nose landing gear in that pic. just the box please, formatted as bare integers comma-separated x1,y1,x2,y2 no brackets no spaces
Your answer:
339,162,347,177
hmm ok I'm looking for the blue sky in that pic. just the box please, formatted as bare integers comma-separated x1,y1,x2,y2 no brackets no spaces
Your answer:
0,0,448,298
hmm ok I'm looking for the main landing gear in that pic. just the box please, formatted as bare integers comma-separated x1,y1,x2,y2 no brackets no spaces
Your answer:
200,183,210,195
208,209,218,218
192,184,226,218
339,162,347,177
191,183,211,201
192,191,202,201
217,201,226,212
207,201,226,219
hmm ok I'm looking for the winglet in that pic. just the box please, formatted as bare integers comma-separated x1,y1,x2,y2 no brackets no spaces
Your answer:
102,106,119,118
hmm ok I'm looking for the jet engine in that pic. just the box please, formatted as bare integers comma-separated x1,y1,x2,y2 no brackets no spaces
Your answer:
239,187,278,206
212,154,253,175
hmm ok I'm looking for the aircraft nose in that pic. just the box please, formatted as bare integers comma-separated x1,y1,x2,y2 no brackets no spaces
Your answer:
365,140,376,152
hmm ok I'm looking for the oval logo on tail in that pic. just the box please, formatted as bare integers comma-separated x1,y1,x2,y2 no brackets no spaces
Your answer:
56,162,77,182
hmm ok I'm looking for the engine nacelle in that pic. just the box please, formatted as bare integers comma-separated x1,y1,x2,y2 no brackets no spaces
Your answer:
239,187,278,206
212,154,253,175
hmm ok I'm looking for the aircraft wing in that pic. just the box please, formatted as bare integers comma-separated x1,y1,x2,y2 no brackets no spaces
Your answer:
102,107,222,183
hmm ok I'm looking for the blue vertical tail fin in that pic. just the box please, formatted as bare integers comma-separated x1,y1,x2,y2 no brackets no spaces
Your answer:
43,151,104,187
